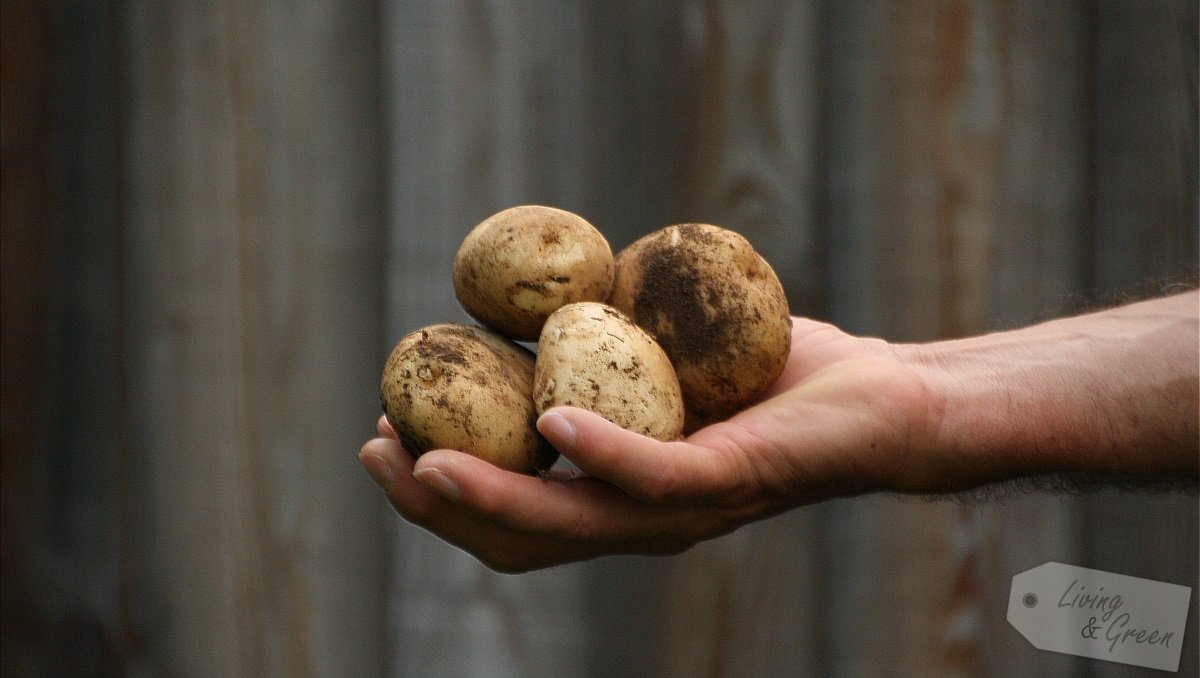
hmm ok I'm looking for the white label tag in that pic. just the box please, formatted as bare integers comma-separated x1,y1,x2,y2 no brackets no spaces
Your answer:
1008,562,1192,672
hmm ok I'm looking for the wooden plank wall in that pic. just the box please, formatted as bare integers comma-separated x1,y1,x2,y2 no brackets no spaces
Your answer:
2,1,1196,676
380,3,1197,678
117,2,389,675
382,3,598,676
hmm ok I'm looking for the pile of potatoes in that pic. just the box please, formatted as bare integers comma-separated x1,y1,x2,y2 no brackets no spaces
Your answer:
380,205,792,474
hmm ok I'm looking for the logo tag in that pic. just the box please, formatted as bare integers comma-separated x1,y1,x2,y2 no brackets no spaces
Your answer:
1008,562,1192,672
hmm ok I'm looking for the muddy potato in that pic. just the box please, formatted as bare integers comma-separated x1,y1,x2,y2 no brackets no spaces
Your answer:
608,223,791,429
535,302,684,442
453,205,614,341
380,323,556,474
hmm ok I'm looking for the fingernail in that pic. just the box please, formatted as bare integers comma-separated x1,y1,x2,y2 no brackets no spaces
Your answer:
413,467,460,501
537,411,576,452
359,451,395,491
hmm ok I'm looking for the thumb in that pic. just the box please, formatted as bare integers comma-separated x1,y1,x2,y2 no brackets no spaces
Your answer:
536,407,740,504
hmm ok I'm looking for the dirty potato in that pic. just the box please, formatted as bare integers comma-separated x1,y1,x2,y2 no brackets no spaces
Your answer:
380,323,557,474
608,223,791,429
453,205,614,342
535,302,684,442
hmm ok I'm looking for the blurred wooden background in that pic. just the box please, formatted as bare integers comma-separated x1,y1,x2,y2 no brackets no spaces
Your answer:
3,1,1196,676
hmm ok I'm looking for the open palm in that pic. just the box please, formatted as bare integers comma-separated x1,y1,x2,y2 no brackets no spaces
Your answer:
359,316,941,572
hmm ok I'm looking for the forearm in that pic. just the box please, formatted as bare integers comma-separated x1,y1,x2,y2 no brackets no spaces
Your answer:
898,290,1199,489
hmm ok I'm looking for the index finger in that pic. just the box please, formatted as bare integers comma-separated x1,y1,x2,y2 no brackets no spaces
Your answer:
536,407,761,510
412,448,717,555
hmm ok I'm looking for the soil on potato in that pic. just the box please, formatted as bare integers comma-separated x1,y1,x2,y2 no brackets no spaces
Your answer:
623,224,789,421
630,226,741,389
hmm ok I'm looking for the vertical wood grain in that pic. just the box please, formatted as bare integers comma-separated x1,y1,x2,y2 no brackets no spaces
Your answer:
382,3,597,676
0,0,52,662
2,1,133,673
987,0,1091,327
969,3,1093,676
121,2,386,675
9,1,1192,675
374,2,1195,676
577,5,711,675
580,0,699,249
686,0,823,312
1089,0,1199,293
1085,4,1199,678
647,3,829,676
822,3,999,674
827,0,1002,343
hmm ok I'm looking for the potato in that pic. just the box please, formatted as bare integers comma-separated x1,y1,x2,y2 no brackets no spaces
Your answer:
535,302,684,442
608,223,791,429
453,205,614,341
380,323,557,474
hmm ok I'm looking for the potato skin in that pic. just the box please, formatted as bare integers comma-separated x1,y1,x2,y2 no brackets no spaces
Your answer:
535,302,684,442
608,223,791,429
453,205,614,341
380,323,557,474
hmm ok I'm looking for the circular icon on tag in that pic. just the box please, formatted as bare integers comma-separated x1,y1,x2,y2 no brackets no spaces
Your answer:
1022,593,1038,608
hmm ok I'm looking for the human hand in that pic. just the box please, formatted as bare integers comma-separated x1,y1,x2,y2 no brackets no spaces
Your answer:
358,317,945,573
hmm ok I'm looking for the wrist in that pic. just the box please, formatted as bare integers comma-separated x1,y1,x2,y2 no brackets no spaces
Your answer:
893,338,1057,490
894,292,1199,490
